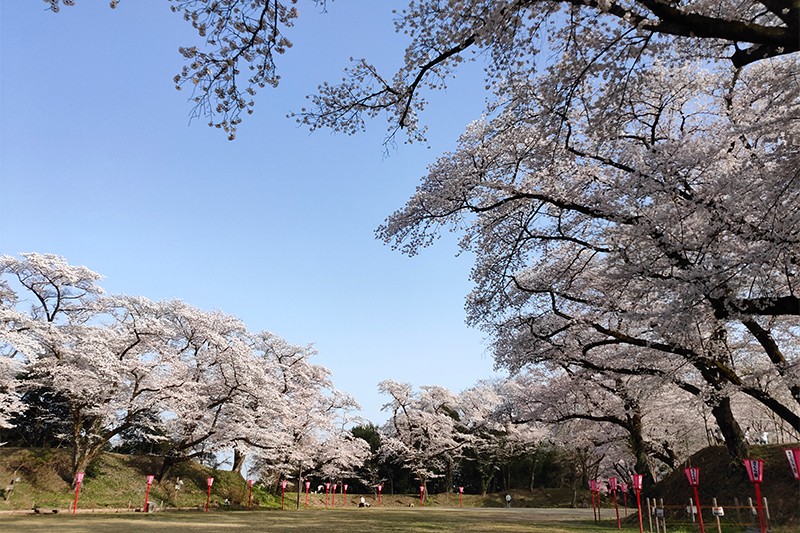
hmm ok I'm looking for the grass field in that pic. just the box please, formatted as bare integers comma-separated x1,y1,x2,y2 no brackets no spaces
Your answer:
1,507,795,533
0,507,633,533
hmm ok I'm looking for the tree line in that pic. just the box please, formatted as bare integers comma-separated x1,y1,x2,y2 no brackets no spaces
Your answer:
0,253,365,484
1,254,793,497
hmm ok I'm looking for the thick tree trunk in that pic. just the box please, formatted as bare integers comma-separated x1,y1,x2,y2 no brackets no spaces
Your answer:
70,439,110,486
444,456,454,495
417,475,428,503
70,449,91,486
625,410,657,488
70,410,104,485
709,396,748,462
158,455,182,481
232,449,246,474
480,470,495,496
477,454,496,496
69,406,134,484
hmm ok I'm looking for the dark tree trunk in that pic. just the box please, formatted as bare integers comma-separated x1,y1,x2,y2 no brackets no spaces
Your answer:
158,455,182,481
480,470,495,497
232,449,246,474
296,462,303,510
444,456,454,495
709,396,749,462
625,409,657,488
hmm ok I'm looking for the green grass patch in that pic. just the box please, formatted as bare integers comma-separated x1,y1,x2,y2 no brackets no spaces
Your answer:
0,508,628,532
2,508,796,533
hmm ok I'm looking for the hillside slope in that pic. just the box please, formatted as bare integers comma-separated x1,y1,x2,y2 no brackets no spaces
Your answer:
0,449,576,513
650,444,799,526
0,448,256,511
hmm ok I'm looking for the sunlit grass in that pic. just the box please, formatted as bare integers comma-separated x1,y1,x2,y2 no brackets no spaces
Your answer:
6,507,794,533
0,508,631,532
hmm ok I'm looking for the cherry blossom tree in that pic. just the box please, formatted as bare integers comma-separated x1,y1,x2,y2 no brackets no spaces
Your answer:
299,1,798,141
732,391,800,445
1,254,357,485
35,1,800,462
504,369,710,486
294,0,799,461
0,254,191,475
458,380,543,495
44,1,798,143
378,380,469,496
314,429,371,488
44,0,326,140
0,277,27,430
151,301,260,479
245,332,367,507
0,253,106,461
0,358,24,431
350,423,388,493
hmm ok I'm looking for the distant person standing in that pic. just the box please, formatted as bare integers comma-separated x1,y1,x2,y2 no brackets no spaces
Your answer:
505,494,511,508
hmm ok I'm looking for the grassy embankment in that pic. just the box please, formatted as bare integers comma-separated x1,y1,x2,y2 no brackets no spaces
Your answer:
0,447,585,512
0,444,797,532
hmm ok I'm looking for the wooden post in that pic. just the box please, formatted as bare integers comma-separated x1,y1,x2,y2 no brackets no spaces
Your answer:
654,498,661,533
712,498,722,533
690,497,696,523
654,498,660,533
733,497,742,524
659,498,667,533
653,498,660,533
647,498,653,533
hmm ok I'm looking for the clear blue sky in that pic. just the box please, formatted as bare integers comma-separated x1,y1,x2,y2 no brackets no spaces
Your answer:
0,1,501,424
